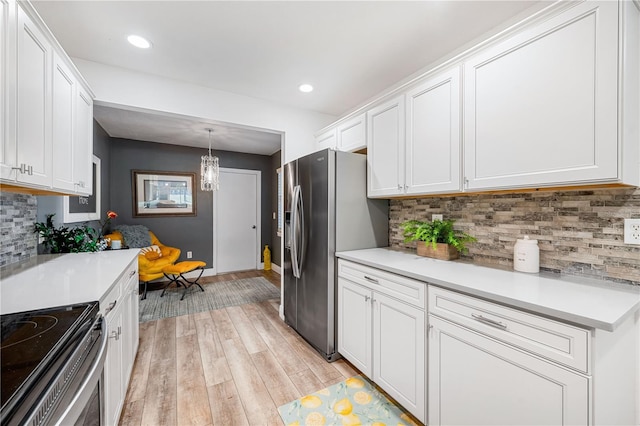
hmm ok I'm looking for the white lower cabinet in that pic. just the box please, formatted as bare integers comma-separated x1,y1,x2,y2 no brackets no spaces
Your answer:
337,260,426,423
103,259,139,425
428,315,589,425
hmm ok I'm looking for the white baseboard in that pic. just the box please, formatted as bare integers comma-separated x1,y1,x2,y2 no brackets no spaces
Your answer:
279,304,284,320
271,263,281,274
181,267,216,279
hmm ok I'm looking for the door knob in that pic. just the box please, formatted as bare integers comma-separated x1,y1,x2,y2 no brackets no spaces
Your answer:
252,225,256,229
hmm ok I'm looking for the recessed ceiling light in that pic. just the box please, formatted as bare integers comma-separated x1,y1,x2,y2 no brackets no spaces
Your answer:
127,35,151,49
299,84,314,93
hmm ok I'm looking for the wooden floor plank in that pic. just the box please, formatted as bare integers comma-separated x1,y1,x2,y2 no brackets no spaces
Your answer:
194,311,232,386
221,338,280,425
207,381,249,426
332,358,360,379
140,357,177,426
176,333,213,426
119,399,144,426
250,350,300,407
225,305,268,354
210,308,240,341
287,368,328,397
176,313,197,338
124,321,156,403
241,304,306,376
150,317,176,363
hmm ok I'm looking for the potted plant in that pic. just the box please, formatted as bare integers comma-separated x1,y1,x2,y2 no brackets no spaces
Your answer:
401,219,476,260
34,214,106,253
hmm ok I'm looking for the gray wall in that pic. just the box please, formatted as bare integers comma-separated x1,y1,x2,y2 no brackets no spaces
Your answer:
109,138,274,266
270,151,282,266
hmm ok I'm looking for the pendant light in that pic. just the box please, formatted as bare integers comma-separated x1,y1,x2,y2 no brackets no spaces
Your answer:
201,128,220,191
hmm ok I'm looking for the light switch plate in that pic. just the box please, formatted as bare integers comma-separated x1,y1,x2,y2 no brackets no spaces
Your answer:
624,219,640,245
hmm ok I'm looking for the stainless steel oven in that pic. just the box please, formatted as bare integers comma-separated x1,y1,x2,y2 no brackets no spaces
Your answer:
1,301,107,426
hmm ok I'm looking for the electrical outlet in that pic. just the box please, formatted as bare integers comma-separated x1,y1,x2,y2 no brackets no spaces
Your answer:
187,251,193,259
624,219,640,245
432,214,443,221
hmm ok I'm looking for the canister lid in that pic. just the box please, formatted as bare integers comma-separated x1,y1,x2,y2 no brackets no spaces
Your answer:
517,235,538,244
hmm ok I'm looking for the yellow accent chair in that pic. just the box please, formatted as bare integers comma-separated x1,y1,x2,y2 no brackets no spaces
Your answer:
103,230,181,299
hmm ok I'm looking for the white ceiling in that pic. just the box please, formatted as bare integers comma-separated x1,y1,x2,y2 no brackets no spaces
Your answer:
32,0,543,154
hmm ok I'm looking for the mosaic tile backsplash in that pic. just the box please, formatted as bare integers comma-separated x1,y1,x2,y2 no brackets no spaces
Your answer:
0,192,37,268
390,188,640,286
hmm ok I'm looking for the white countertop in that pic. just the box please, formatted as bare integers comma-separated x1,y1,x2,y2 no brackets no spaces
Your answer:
0,250,139,315
336,248,640,331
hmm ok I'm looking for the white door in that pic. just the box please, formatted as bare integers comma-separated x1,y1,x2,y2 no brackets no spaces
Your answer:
463,1,618,191
428,315,589,426
367,95,405,197
373,292,425,423
405,67,461,195
337,278,372,376
214,168,260,274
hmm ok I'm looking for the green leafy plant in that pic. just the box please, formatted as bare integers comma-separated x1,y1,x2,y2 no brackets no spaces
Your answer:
401,219,477,254
34,214,103,253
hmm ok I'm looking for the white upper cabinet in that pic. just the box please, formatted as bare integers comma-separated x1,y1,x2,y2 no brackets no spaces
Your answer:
367,95,405,197
74,85,93,195
315,128,336,150
16,5,52,188
464,1,620,191
1,2,94,194
0,0,16,181
405,67,461,194
52,52,75,192
337,113,366,152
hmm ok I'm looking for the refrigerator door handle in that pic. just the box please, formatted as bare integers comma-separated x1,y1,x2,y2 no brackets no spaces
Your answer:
297,185,305,275
291,185,301,278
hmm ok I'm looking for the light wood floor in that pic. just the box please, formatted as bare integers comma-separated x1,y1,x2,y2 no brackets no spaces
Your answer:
119,270,360,426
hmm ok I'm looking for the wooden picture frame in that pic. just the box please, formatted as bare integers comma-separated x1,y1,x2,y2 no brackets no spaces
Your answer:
63,155,101,223
132,170,197,217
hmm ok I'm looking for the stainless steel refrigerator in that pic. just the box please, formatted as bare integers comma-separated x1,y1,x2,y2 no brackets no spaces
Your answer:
283,148,388,361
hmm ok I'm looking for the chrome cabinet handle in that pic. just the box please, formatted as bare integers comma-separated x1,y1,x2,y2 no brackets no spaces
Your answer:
12,163,33,175
129,270,136,278
109,330,119,340
364,295,370,302
364,276,379,284
105,300,116,315
472,313,507,330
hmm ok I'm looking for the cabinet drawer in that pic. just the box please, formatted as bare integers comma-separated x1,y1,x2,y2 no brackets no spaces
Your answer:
428,286,590,373
338,260,425,309
101,281,121,318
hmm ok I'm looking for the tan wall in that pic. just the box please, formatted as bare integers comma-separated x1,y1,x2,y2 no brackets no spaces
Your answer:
389,188,640,286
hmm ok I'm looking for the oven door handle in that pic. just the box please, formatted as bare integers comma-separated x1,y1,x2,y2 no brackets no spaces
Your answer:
54,316,108,426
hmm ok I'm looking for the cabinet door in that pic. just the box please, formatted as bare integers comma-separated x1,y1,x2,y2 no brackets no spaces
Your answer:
51,52,75,192
337,113,366,152
367,95,405,197
405,67,461,194
373,292,425,423
104,302,124,426
16,5,51,187
316,128,336,150
0,0,16,181
73,85,93,195
122,269,139,379
428,315,589,426
337,278,372,376
464,1,618,191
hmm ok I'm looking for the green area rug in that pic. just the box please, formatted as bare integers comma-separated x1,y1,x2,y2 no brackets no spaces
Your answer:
139,276,280,323
278,375,417,426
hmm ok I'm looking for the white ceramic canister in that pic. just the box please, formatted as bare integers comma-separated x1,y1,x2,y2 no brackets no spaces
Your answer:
513,235,539,273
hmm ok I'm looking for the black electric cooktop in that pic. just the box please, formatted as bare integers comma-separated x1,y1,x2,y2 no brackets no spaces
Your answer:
0,302,99,422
